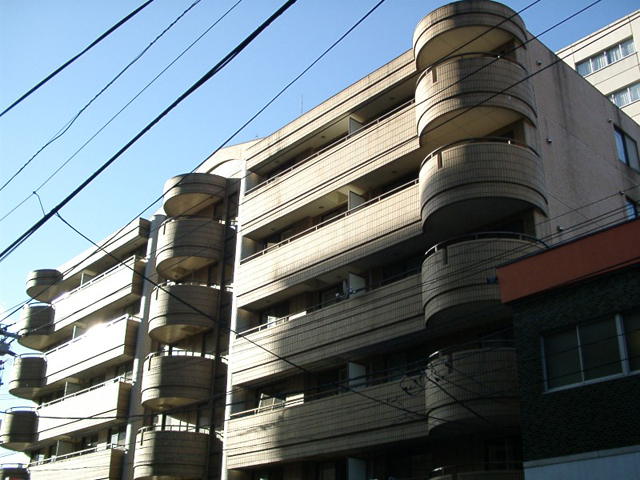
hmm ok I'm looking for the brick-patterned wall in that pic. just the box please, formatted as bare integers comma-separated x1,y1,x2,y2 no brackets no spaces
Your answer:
513,266,640,461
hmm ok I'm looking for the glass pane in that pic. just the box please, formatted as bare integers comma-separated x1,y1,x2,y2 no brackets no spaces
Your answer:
607,45,622,64
630,83,640,103
580,319,622,380
577,61,591,76
621,38,636,56
613,89,630,107
544,329,581,388
626,135,640,171
591,53,606,71
624,311,640,371
615,129,627,163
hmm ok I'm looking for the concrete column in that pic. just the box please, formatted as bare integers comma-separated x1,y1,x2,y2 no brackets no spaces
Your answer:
121,213,165,480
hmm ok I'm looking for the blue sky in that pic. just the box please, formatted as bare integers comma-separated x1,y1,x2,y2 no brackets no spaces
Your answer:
0,0,637,464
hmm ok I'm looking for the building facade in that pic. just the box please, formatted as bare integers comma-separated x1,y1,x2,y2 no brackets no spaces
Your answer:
2,1,640,479
497,219,640,479
558,9,640,124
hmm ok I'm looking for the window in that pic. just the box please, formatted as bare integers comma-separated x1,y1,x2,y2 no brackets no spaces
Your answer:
627,197,639,219
576,38,635,76
610,81,640,108
109,425,127,446
614,127,640,171
543,311,640,390
259,301,289,326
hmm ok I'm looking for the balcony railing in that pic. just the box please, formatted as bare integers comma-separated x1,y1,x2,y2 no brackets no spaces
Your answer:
245,99,415,195
424,232,548,259
241,178,419,264
29,443,125,466
37,375,132,409
429,463,524,480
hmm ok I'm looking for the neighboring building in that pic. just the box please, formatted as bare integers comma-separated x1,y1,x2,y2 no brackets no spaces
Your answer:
497,219,640,479
557,9,640,124
0,146,248,480
2,1,640,479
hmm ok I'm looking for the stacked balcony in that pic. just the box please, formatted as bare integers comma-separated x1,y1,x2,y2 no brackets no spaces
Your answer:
0,407,37,450
424,347,520,435
148,283,223,344
17,304,54,350
8,354,45,399
28,445,125,480
133,426,209,480
25,269,62,303
163,173,227,217
422,234,545,329
0,464,29,479
141,351,216,411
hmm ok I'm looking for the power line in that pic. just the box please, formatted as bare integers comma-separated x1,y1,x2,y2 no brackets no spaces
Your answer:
0,0,300,264
0,0,156,119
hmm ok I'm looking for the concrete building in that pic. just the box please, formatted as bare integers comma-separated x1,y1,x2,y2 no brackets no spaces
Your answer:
498,219,640,479
558,9,640,124
2,1,640,479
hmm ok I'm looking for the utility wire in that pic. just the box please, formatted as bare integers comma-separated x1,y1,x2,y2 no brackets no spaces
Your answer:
0,0,204,193
0,0,299,264
0,0,155,119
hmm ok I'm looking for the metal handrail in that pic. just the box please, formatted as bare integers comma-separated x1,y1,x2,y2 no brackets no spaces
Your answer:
421,136,539,168
52,255,139,304
153,281,231,293
44,314,134,357
37,375,132,409
4,406,35,413
14,353,45,359
245,99,416,195
427,341,516,364
138,424,209,435
237,269,421,337
241,178,419,264
424,231,548,260
29,443,124,466
145,350,216,361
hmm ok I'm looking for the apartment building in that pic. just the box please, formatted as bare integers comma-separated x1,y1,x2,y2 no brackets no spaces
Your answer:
498,219,640,479
0,148,245,479
2,1,640,479
558,9,640,124
223,1,640,479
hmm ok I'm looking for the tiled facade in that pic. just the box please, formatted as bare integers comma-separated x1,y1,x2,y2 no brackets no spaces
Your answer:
2,1,640,479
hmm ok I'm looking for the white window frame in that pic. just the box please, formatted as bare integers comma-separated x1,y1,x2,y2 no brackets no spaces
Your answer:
576,38,635,76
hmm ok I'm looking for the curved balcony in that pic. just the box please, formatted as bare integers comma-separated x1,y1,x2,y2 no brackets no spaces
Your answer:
17,303,54,350
155,216,225,280
141,351,215,411
8,354,45,399
420,138,547,242
25,269,62,302
413,0,527,70
422,233,546,329
425,347,520,435
0,408,37,450
416,54,536,150
163,173,227,217
148,283,222,344
133,425,209,480
0,464,29,480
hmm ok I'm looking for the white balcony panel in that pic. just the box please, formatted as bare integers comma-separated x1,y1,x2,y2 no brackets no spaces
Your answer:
29,446,125,480
52,257,144,332
37,378,131,441
45,316,138,385
235,184,421,308
226,379,425,468
242,104,419,236
233,274,423,385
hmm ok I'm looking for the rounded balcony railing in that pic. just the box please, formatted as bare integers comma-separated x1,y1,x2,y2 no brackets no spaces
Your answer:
25,269,62,302
420,138,547,242
422,233,546,328
17,303,54,350
133,425,209,480
163,173,227,218
155,216,225,280
148,282,222,344
429,462,523,480
413,0,527,70
425,347,520,435
8,354,45,399
141,351,215,411
416,54,536,149
0,407,37,451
